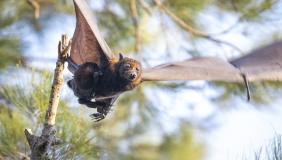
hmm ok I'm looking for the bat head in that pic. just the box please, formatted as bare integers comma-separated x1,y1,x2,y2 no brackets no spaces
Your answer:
117,54,142,83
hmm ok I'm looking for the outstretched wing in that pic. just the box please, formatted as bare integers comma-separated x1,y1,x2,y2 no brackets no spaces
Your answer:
230,40,282,81
69,0,114,72
142,57,242,82
142,40,282,82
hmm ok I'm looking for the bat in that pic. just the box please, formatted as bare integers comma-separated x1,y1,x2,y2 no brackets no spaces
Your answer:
67,0,282,121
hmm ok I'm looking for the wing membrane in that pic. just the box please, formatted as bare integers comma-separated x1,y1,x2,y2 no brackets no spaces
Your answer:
70,0,113,67
231,40,282,81
142,57,242,82
142,40,282,82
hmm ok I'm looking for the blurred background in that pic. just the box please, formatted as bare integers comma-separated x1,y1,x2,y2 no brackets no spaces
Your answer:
0,0,282,159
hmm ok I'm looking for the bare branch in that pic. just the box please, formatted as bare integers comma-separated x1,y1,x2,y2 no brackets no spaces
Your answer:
130,0,141,52
139,0,152,15
26,0,40,19
24,34,71,159
45,34,70,125
209,18,242,36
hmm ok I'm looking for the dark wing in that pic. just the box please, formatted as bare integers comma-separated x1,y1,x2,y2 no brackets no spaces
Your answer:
142,40,282,82
69,0,114,73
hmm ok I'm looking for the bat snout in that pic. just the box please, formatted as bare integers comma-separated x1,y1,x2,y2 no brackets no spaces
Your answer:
129,73,136,80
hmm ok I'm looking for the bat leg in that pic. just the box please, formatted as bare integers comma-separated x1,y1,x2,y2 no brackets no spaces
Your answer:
90,102,111,122
90,113,105,122
90,111,106,122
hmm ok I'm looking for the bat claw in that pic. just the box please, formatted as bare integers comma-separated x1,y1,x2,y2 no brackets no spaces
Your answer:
90,113,105,122
89,105,110,122
94,117,104,122
241,73,251,102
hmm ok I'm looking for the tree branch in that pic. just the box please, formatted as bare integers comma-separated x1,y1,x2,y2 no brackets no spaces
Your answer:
45,35,70,125
130,0,141,52
26,0,40,19
24,34,71,159
154,0,243,54
139,0,152,15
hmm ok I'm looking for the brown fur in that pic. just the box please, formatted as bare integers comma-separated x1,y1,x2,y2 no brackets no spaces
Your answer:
94,57,142,97
67,55,142,121
69,56,142,100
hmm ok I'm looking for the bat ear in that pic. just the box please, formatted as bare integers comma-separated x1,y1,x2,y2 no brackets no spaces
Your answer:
119,53,124,61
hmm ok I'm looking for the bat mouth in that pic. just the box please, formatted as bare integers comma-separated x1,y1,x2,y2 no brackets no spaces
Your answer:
122,71,138,81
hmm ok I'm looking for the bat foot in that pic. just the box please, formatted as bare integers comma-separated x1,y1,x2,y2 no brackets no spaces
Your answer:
90,105,111,122
90,113,105,122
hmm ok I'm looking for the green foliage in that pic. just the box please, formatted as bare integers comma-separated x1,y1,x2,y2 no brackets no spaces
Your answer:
212,81,282,105
164,0,210,26
160,125,204,160
97,6,136,53
96,0,154,54
0,0,69,32
0,0,75,70
0,106,27,158
0,72,97,159
214,0,276,20
0,0,30,28
0,37,21,70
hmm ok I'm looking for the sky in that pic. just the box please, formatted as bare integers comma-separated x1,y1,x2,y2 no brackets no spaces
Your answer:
18,1,282,159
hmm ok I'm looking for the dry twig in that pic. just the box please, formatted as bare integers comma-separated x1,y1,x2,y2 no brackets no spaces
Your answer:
24,35,71,159
26,0,40,19
139,0,152,14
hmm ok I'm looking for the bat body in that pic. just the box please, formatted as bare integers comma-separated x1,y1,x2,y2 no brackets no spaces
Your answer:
68,56,141,99
68,0,282,121
68,54,142,121
68,0,143,121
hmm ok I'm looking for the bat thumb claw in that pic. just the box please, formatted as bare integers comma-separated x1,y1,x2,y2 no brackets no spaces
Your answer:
241,73,251,102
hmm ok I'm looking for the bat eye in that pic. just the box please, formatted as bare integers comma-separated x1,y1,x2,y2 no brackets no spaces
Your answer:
124,64,131,69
